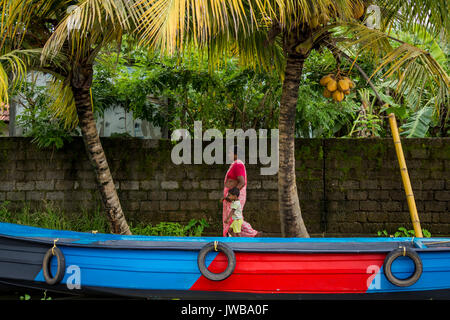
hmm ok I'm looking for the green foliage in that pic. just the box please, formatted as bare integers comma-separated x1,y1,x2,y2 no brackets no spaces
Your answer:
27,29,445,140
19,294,31,301
92,46,281,134
423,229,432,238
379,89,409,120
94,46,376,139
40,291,52,300
93,42,444,139
68,206,111,234
0,201,11,220
130,219,209,237
18,291,51,301
0,201,75,231
377,230,390,237
347,89,384,137
15,81,77,150
296,83,359,138
400,106,434,138
393,227,432,238
11,30,444,142
377,227,432,238
296,50,361,138
0,120,6,136
349,113,383,136
375,24,449,136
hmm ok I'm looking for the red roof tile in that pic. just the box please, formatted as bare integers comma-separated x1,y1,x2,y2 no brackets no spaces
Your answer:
0,103,9,122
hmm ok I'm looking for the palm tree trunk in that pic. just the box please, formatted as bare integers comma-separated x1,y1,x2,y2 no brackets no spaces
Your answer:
278,53,309,238
71,66,131,235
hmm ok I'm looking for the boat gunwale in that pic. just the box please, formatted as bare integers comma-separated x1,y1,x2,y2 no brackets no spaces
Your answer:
1,222,450,254
2,233,450,254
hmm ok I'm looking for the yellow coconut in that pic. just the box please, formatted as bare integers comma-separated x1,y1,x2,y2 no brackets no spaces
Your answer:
353,2,365,19
342,76,355,89
343,89,351,95
348,79,356,89
320,74,334,86
326,79,338,92
323,88,332,98
332,90,344,102
337,79,350,91
343,76,351,83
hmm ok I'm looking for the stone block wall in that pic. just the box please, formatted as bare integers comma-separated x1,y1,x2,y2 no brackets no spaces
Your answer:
322,139,450,236
0,137,449,237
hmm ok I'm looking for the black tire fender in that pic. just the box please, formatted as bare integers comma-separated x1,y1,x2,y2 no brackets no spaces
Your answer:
42,247,66,285
383,247,422,287
197,242,236,281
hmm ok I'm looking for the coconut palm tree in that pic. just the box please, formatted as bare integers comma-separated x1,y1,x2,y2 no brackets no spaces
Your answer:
0,0,138,235
134,0,449,237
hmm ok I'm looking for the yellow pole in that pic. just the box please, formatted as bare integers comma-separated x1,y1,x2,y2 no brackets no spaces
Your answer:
388,113,423,238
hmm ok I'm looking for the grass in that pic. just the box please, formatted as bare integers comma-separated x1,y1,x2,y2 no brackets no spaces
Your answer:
0,201,209,237
0,201,109,233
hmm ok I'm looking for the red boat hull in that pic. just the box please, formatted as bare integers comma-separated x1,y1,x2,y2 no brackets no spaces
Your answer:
192,252,386,294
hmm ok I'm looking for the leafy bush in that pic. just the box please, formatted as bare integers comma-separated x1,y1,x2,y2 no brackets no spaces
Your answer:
0,121,7,136
377,227,431,238
15,82,77,150
130,219,210,237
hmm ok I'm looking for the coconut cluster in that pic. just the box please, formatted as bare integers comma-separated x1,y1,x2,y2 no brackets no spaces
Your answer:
320,74,355,102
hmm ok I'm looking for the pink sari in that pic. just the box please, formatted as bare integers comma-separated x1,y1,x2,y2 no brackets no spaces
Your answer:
223,160,258,237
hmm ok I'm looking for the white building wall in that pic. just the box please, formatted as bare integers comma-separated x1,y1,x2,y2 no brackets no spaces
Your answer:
96,105,162,138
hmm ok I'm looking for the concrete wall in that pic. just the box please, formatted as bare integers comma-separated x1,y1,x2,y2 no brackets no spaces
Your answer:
0,137,449,237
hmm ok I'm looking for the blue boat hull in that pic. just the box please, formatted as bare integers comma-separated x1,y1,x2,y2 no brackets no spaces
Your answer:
1,222,450,299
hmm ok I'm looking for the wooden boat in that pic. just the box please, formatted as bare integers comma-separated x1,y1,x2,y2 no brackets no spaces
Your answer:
1,222,449,299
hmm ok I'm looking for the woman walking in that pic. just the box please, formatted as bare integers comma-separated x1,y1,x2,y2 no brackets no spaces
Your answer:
222,146,260,237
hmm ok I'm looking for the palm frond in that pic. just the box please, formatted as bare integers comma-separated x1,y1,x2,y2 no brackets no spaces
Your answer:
41,0,137,64
375,0,449,41
47,76,78,129
336,21,394,58
337,21,449,110
0,62,9,103
0,49,37,103
0,47,69,103
202,19,285,75
373,42,449,108
135,0,360,53
134,0,263,53
0,0,72,46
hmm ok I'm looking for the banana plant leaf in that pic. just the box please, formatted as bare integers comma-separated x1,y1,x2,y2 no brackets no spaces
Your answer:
400,106,434,138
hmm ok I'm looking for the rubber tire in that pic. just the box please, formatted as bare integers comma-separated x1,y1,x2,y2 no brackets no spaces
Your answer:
197,242,236,281
383,247,423,287
42,247,66,285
